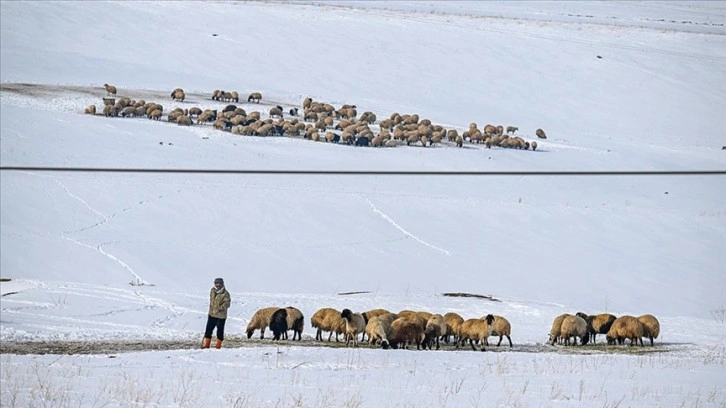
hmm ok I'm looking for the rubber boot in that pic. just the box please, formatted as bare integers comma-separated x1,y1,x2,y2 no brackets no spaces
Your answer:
215,339,223,349
201,337,212,349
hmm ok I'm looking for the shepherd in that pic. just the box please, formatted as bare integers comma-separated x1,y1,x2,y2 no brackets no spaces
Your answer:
201,277,231,349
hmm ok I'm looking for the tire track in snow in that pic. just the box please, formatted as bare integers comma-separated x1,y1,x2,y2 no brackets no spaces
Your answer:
361,194,450,256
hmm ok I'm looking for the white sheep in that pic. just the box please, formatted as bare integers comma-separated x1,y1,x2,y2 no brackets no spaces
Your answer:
365,313,398,348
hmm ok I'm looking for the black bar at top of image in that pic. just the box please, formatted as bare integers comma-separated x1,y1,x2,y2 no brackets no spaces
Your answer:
0,166,724,176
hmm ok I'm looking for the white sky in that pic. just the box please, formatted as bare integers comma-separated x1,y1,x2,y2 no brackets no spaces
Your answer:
1,1,725,407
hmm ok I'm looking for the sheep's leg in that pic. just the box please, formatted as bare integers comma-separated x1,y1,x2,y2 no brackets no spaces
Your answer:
507,335,513,348
469,339,477,351
260,328,265,340
436,337,440,350
497,336,503,347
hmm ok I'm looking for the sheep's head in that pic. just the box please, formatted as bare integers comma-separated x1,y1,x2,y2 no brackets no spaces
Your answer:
341,309,352,319
380,340,389,350
485,314,495,325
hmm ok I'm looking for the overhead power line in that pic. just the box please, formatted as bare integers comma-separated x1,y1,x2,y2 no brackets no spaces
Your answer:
0,166,724,176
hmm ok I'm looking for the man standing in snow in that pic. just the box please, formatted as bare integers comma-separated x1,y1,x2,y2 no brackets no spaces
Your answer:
201,278,231,349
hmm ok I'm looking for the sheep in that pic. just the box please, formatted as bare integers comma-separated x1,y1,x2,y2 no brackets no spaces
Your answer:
457,315,495,351
289,107,299,116
341,308,366,347
269,308,289,340
442,312,464,343
365,313,398,348
531,141,538,151
120,106,136,117
560,315,589,346
583,313,617,344
606,315,644,346
84,104,96,115
360,308,391,342
211,90,222,100
283,306,304,340
549,313,572,345
248,92,262,103
311,307,346,342
489,315,513,347
423,314,447,350
269,106,283,118
176,115,192,126
246,306,279,339
148,109,162,120
506,126,518,134
103,83,117,96
171,88,185,102
637,314,660,346
455,134,464,147
230,91,239,102
389,317,425,350
536,128,547,139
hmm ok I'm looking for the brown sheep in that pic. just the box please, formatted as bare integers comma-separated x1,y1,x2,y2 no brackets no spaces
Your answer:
637,314,660,346
489,315,513,347
103,83,117,96
584,313,617,344
531,141,538,151
549,313,572,345
423,314,447,350
171,88,185,102
247,92,262,103
148,109,162,120
457,315,495,351
506,126,518,134
246,306,280,339
389,317,425,350
284,306,305,340
176,115,192,126
311,307,346,342
536,128,547,139
443,312,464,343
269,106,283,118
560,315,589,346
84,104,96,115
606,315,644,346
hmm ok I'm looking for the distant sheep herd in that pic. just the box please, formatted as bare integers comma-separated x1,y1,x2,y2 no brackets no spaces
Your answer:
85,84,548,149
243,306,660,351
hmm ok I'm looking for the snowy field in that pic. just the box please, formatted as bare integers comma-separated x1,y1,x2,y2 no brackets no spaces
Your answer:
1,1,725,407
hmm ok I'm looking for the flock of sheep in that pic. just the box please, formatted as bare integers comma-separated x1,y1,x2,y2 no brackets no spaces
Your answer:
87,84,547,149
242,306,660,351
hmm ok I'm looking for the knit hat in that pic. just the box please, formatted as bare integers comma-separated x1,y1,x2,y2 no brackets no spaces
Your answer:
214,278,224,285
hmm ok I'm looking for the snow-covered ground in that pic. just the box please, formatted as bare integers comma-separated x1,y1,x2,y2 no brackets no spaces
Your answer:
1,1,725,407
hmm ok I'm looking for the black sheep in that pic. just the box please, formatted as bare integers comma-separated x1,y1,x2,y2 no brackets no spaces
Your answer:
269,308,288,340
